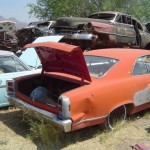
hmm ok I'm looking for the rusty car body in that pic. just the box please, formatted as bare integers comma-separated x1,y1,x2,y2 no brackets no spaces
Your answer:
51,11,150,50
0,21,18,50
0,20,53,52
6,42,150,132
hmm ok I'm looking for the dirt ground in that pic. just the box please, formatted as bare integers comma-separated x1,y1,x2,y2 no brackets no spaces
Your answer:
0,108,149,150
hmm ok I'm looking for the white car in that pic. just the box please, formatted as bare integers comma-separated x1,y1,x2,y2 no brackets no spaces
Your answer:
0,50,37,107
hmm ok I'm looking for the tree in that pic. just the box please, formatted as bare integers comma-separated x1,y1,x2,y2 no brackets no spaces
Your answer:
101,0,150,22
27,0,150,22
27,0,103,20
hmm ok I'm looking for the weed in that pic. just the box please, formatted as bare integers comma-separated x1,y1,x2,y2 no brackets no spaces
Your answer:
26,116,63,147
0,140,8,145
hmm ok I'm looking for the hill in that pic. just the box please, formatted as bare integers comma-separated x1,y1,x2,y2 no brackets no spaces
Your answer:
0,16,28,29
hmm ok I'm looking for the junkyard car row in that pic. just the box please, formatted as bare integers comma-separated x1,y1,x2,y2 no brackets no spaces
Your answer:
6,42,150,132
51,11,150,50
0,11,150,132
1,11,150,52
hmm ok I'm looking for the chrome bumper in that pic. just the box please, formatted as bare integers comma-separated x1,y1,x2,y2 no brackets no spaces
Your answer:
61,33,95,40
6,94,72,132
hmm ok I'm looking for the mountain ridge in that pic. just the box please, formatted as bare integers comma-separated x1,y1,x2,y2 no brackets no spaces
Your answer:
0,16,28,28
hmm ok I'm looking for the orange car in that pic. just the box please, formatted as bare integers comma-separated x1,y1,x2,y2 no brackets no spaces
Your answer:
6,42,150,132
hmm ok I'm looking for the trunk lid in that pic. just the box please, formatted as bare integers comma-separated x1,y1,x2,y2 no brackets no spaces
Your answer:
25,42,91,82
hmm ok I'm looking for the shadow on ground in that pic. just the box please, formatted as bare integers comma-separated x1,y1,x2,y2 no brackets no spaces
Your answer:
145,127,150,133
0,107,102,150
0,107,149,150
0,107,30,137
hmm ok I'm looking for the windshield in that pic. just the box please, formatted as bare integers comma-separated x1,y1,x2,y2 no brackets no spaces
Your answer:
37,22,50,30
84,55,119,77
88,13,116,20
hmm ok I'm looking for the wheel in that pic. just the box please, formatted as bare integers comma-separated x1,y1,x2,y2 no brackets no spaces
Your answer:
105,105,127,130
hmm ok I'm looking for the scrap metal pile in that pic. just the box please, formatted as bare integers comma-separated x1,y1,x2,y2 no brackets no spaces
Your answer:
1,11,150,53
0,21,52,53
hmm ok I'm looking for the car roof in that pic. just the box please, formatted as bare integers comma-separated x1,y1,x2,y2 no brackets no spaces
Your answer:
89,11,126,16
0,50,14,56
84,48,150,61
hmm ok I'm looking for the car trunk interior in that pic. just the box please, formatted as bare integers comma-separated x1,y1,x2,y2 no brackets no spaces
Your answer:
16,74,82,107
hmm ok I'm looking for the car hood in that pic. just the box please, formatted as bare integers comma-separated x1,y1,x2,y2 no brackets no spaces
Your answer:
25,42,91,82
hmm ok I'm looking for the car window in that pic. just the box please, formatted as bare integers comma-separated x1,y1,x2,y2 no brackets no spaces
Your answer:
132,57,148,75
88,13,116,20
0,56,27,74
84,55,119,77
142,55,150,73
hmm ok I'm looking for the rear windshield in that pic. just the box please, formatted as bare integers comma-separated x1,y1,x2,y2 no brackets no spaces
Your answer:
88,13,116,20
84,55,119,77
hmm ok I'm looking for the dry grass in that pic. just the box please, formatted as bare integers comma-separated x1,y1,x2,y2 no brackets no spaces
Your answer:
0,108,149,150
26,117,63,147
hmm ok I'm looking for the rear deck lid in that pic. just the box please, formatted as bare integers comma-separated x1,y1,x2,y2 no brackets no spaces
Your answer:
25,42,91,82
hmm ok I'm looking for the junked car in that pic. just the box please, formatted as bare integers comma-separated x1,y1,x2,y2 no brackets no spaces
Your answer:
51,11,150,50
0,21,18,51
0,50,34,107
6,42,150,132
28,20,55,33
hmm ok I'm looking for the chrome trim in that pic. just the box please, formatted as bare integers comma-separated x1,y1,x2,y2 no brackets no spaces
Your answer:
73,115,107,126
62,32,135,39
93,31,135,38
58,96,71,119
0,85,6,88
6,94,72,132
71,33,94,40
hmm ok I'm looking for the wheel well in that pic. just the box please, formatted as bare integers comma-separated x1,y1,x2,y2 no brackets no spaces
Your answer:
124,103,134,115
145,43,150,50
108,103,134,116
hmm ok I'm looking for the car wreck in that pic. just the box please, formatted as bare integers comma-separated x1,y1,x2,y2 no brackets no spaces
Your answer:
51,11,150,50
6,42,150,132
0,21,52,53
0,21,18,51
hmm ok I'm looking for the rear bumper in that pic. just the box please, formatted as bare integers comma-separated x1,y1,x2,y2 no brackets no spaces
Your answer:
61,33,95,40
6,94,72,132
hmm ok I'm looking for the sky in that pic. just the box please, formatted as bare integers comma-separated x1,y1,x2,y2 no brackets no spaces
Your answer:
0,0,38,23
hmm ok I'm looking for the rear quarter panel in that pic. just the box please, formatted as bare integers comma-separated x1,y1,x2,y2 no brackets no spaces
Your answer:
64,75,137,130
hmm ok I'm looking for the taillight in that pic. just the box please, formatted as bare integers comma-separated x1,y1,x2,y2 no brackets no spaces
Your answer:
7,80,15,95
58,96,71,120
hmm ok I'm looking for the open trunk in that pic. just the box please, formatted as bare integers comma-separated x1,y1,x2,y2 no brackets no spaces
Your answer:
13,42,91,115
15,74,82,113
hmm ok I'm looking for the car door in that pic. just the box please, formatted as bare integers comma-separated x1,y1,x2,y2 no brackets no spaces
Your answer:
115,14,136,45
132,55,150,107
0,54,31,107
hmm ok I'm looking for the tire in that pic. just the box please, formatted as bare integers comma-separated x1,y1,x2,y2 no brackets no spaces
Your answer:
105,105,127,130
